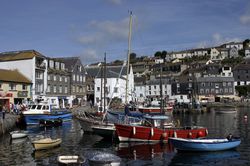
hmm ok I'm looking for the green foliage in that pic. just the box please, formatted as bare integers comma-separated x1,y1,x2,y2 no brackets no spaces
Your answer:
154,51,162,57
221,57,243,66
235,85,250,97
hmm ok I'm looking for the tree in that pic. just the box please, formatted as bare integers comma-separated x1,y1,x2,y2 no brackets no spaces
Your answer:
243,39,250,49
161,50,167,60
130,52,137,60
154,51,162,58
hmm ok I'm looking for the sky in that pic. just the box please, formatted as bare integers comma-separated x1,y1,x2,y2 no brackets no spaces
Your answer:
0,0,250,64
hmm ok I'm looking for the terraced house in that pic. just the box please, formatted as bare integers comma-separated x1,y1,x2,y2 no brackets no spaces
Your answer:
0,69,32,110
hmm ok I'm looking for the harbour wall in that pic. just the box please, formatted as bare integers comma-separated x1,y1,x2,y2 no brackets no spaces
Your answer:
0,114,17,136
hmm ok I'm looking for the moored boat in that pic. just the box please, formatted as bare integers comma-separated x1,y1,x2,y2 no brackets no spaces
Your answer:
169,137,241,151
57,155,86,166
32,138,62,150
115,115,208,143
23,102,72,125
9,130,28,139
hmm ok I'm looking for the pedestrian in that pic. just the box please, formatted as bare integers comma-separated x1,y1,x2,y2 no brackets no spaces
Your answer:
2,105,6,120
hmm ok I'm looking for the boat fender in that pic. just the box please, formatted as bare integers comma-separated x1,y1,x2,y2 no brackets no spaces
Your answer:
188,132,192,138
162,132,167,138
151,128,154,137
197,131,203,138
205,129,208,136
173,131,177,138
133,126,136,135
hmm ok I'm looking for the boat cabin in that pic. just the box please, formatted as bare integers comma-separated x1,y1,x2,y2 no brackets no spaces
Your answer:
142,115,174,128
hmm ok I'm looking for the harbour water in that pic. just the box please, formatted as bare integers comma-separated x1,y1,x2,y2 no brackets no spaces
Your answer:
0,107,250,166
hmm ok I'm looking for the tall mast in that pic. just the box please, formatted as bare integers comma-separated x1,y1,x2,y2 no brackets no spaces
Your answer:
104,53,107,112
125,11,133,104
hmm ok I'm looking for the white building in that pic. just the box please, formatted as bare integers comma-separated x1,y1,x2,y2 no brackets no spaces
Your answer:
0,50,47,102
94,65,134,109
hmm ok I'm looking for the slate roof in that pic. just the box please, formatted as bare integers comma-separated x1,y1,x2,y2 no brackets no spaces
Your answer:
0,69,31,83
197,76,234,82
54,57,80,72
0,50,45,61
85,65,128,79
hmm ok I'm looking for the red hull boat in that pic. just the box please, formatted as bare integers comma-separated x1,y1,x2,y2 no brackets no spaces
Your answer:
138,106,173,114
115,115,208,143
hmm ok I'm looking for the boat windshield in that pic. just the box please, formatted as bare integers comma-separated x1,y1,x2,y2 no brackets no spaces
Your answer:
30,105,37,109
37,105,42,110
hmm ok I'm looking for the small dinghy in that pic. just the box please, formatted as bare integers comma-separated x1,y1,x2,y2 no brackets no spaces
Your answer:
57,155,86,166
9,130,28,139
169,136,241,152
32,138,62,150
88,152,121,166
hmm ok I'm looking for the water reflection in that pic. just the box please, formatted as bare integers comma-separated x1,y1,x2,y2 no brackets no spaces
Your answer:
116,142,174,160
169,150,240,166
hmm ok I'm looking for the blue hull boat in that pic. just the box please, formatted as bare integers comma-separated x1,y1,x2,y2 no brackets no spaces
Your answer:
169,137,241,152
24,111,72,125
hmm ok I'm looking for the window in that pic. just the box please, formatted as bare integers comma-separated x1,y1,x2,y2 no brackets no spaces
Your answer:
65,86,68,93
97,87,100,91
55,62,60,69
36,71,43,79
223,82,226,86
80,76,83,82
47,85,51,92
49,60,54,68
54,75,57,81
154,85,156,89
114,87,118,93
202,83,205,87
59,85,62,93
65,77,68,83
48,74,51,81
215,83,219,88
60,76,62,82
228,82,231,86
200,89,204,94
73,74,75,81
53,85,57,93
72,86,75,93
9,83,16,90
22,85,27,90
61,63,65,70
77,75,79,82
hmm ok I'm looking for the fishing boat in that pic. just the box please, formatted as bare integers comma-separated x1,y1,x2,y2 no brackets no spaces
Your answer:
23,101,72,125
9,130,28,139
115,114,208,143
91,124,116,138
169,137,241,151
32,137,62,150
138,105,173,114
57,155,86,166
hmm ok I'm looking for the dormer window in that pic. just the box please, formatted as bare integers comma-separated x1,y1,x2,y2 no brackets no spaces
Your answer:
49,60,54,68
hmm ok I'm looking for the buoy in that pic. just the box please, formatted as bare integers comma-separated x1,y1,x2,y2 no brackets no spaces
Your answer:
151,128,154,137
188,132,192,138
173,131,177,138
133,126,136,135
197,131,203,138
162,132,167,138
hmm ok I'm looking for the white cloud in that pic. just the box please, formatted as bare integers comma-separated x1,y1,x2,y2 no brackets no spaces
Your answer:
76,17,130,46
240,15,250,25
212,33,241,45
78,49,100,63
240,4,250,25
